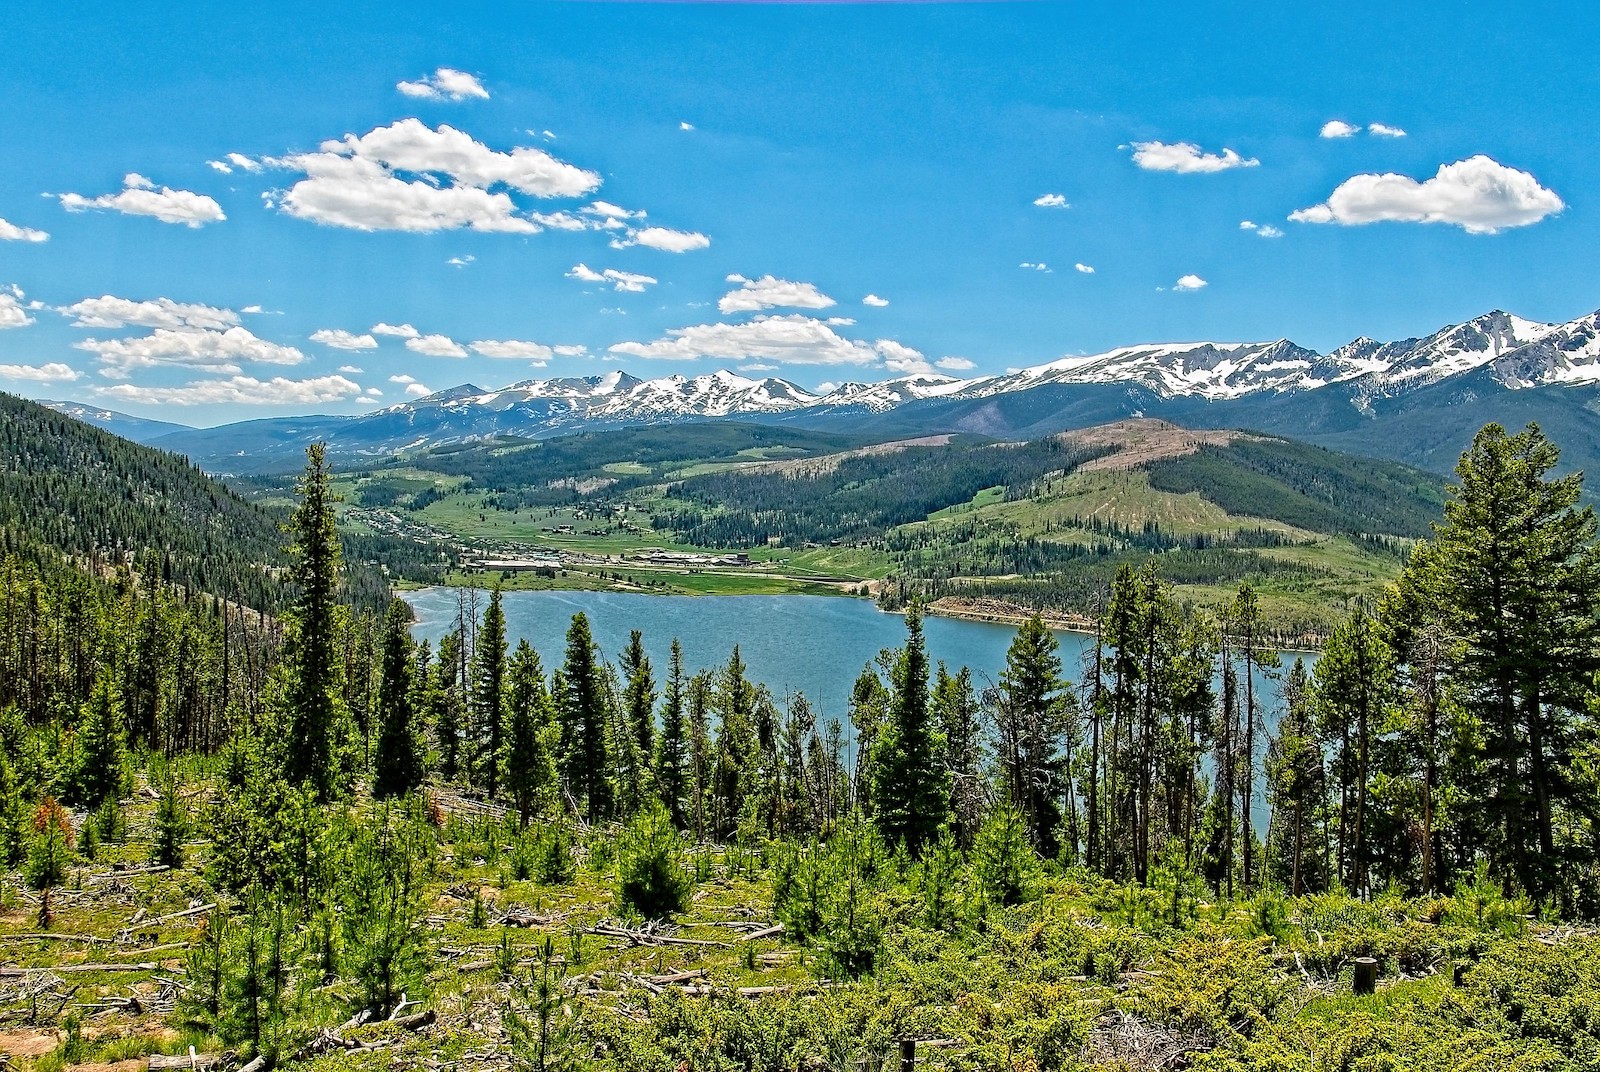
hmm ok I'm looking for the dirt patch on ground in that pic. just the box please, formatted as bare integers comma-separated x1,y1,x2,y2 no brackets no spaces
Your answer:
1058,419,1250,472
66,1060,146,1072
0,1028,61,1056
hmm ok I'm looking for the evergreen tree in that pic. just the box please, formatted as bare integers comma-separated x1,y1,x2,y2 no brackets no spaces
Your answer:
1311,604,1394,896
933,663,985,849
655,640,690,829
1266,659,1325,895
996,615,1071,856
558,613,612,823
373,600,425,800
72,666,126,806
872,603,948,854
472,586,509,797
282,443,345,800
501,640,556,825
1405,423,1600,904
711,646,758,840
618,630,656,814
1225,583,1279,891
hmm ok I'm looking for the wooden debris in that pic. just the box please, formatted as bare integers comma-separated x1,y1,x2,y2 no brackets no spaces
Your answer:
148,1049,223,1070
0,962,159,977
0,932,116,945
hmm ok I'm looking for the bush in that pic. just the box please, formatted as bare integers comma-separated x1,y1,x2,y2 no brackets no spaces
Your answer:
615,803,692,920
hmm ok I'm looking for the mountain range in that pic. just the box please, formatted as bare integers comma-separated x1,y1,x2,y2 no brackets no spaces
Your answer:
41,305,1600,477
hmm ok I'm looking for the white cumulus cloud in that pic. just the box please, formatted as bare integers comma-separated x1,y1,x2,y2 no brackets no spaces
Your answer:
397,67,490,101
371,322,420,338
77,326,306,377
1368,123,1407,138
610,314,920,369
1173,274,1208,291
0,362,77,382
862,294,889,307
311,328,378,350
62,295,239,331
566,263,657,293
936,356,976,371
59,173,225,227
405,333,467,358
1020,262,1051,273
0,288,37,329
719,275,835,314
612,226,710,253
0,217,48,242
275,119,600,233
470,340,553,364
1130,141,1259,174
1290,155,1564,234
1320,120,1359,139
1239,220,1284,238
97,374,362,407
1074,263,1095,274
1033,193,1070,208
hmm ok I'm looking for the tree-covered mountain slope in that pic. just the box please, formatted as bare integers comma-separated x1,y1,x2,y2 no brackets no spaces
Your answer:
0,392,447,611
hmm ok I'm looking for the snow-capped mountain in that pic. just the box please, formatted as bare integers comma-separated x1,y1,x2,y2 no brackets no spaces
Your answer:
100,303,1600,472
811,374,976,412
377,369,820,426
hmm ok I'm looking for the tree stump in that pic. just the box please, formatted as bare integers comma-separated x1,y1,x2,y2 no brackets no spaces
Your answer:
1353,957,1378,995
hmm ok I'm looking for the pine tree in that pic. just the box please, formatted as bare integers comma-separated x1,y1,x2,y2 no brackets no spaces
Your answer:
472,587,509,797
711,646,758,840
282,443,345,800
73,666,126,806
619,630,656,814
501,641,556,825
933,664,985,849
373,600,425,800
1310,604,1393,896
996,614,1071,856
655,640,690,829
1225,583,1279,892
558,613,611,823
1266,659,1324,894
872,603,948,854
1406,423,1600,904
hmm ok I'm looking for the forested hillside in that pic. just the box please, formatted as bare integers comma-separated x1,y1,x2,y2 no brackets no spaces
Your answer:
0,392,448,612
3,420,1599,1071
658,435,1110,546
0,392,293,612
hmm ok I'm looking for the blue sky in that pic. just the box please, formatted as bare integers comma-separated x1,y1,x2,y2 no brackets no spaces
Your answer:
0,0,1595,425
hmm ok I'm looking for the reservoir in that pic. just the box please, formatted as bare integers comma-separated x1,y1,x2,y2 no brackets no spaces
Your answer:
404,588,1304,734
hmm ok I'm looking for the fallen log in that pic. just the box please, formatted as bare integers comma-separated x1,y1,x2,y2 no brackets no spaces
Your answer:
740,924,785,942
392,1009,436,1031
589,924,730,949
148,1049,223,1070
145,904,218,927
0,962,159,977
0,932,116,945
